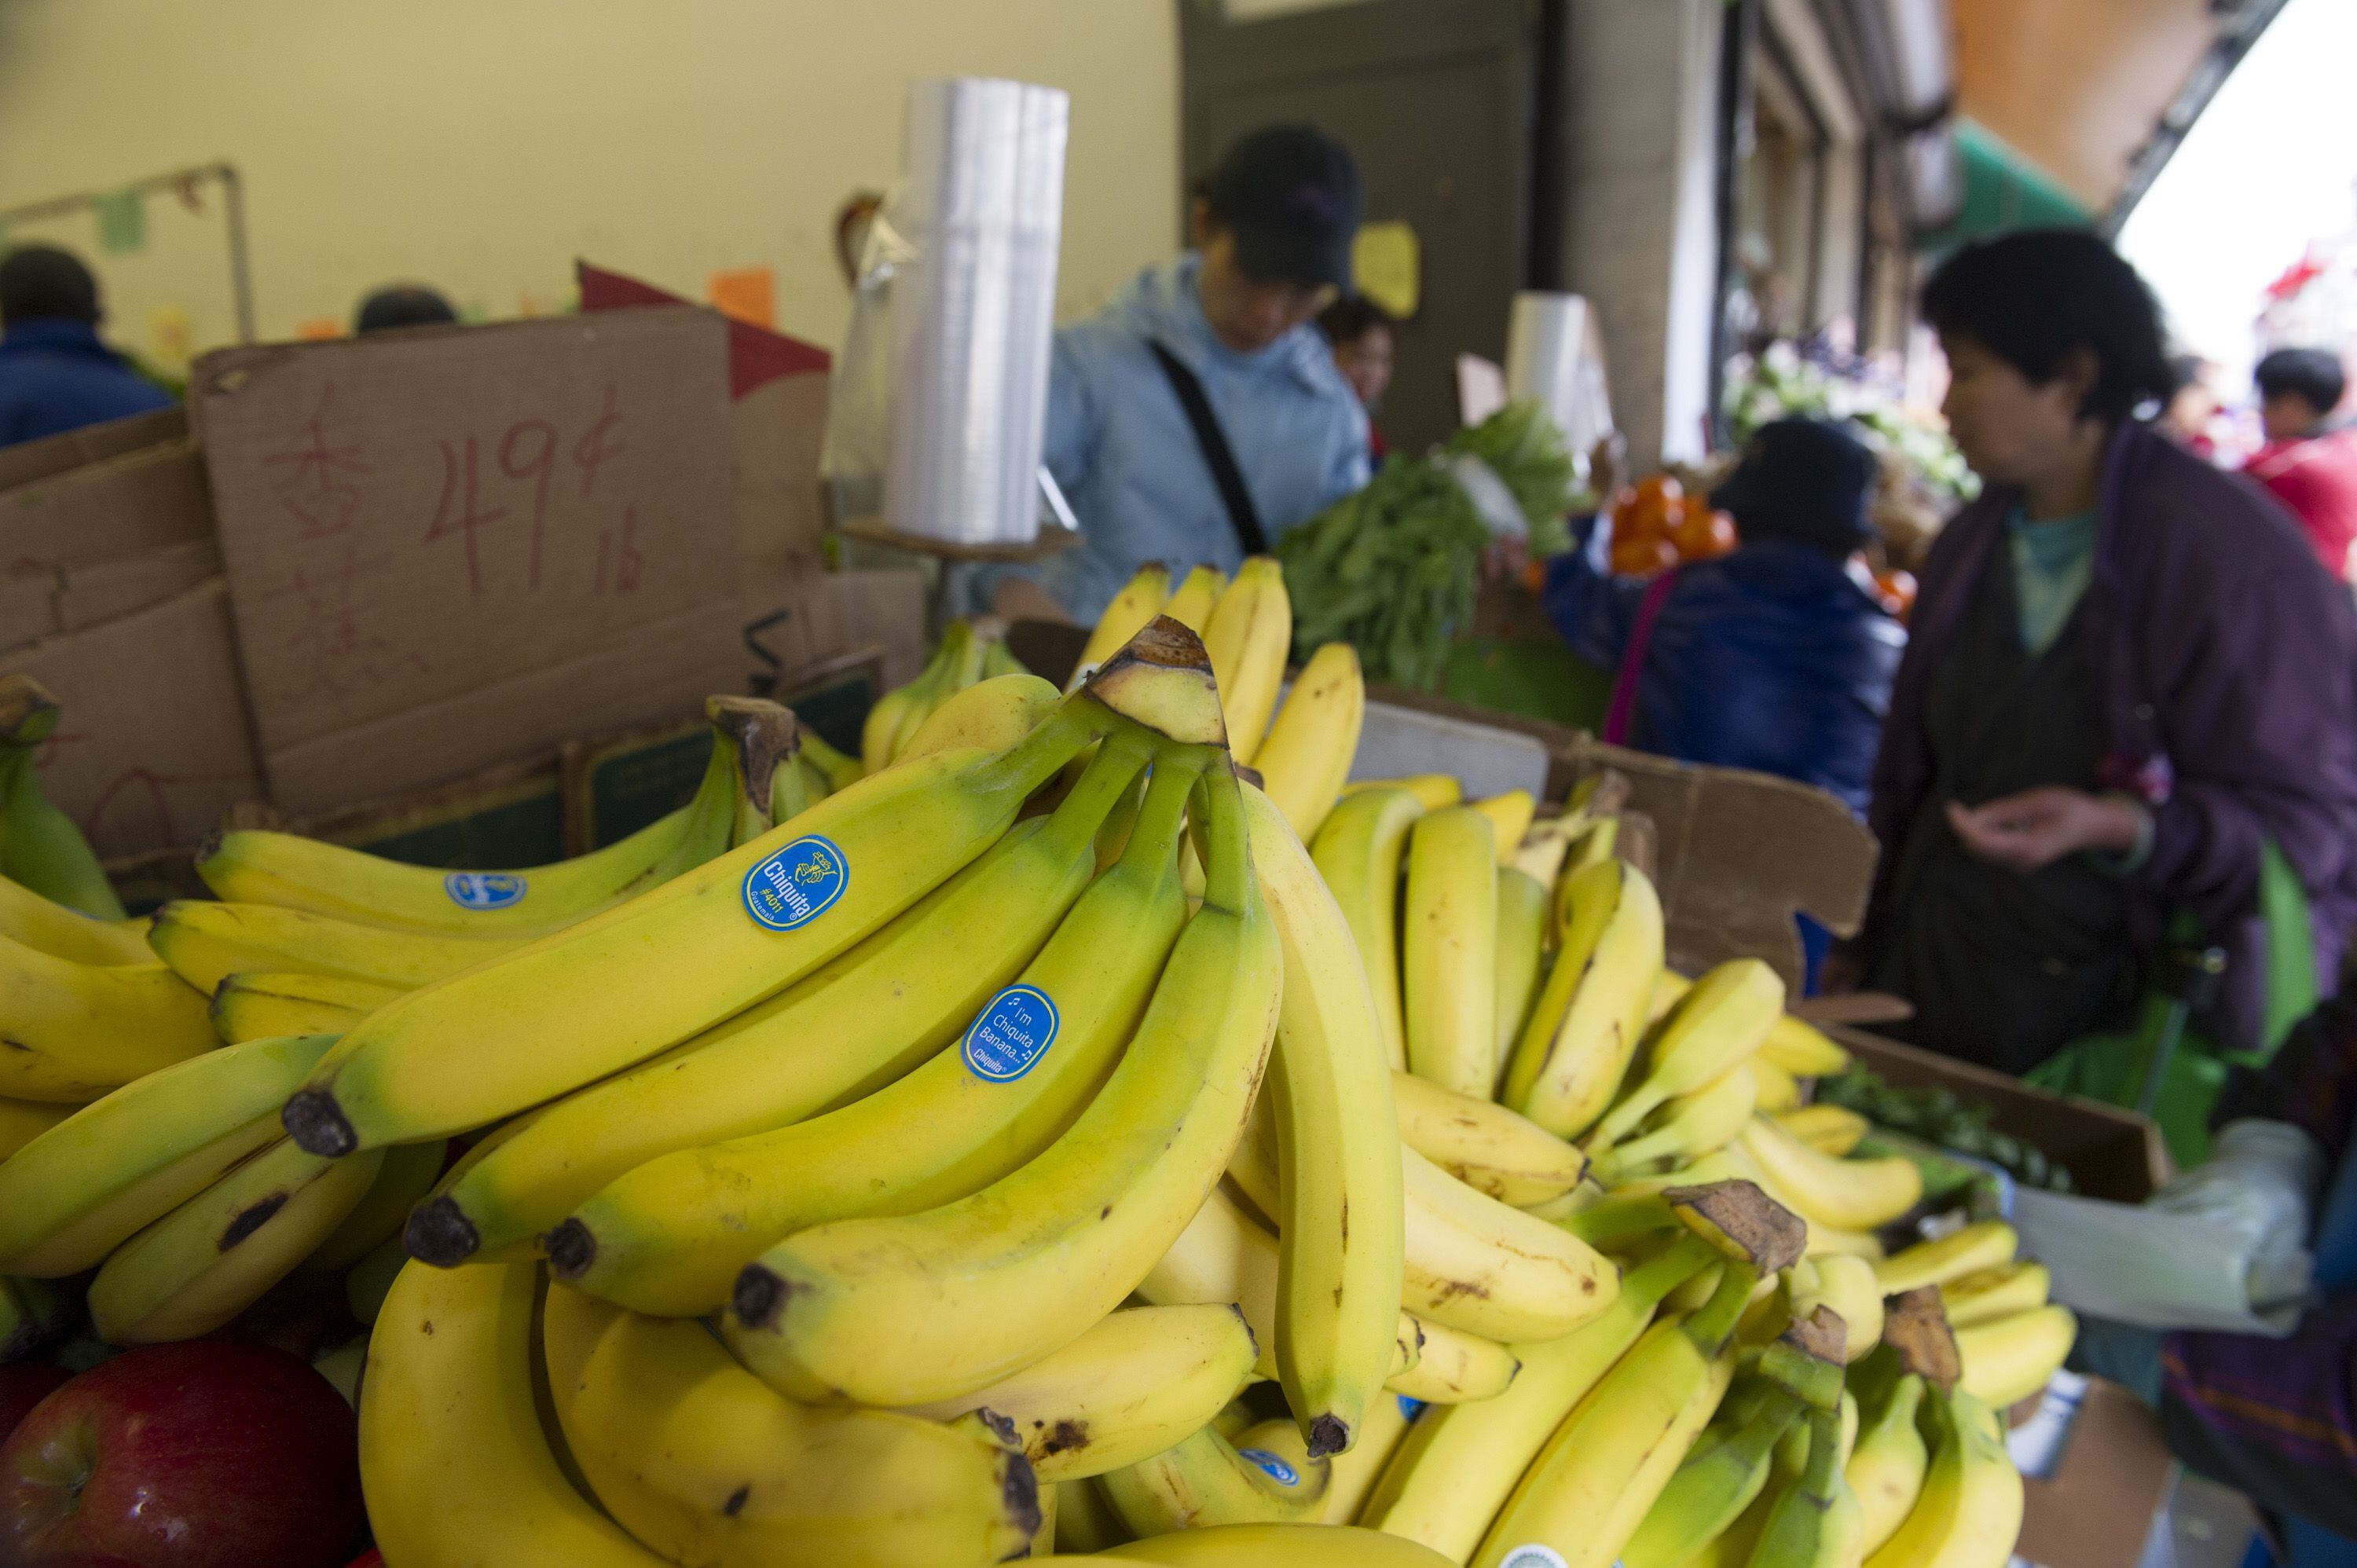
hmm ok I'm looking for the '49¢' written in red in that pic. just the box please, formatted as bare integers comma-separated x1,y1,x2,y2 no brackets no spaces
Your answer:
423,384,640,599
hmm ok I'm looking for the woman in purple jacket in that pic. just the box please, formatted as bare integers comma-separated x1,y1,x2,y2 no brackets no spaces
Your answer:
1841,229,2357,1073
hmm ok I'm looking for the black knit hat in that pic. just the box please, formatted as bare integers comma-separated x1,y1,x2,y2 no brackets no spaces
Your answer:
1200,124,1362,290
1711,419,1877,556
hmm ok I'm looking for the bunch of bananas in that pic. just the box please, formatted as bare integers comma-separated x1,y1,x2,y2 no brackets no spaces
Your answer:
860,614,1039,774
0,675,127,920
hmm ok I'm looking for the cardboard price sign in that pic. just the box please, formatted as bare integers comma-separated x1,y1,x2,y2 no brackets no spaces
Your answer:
191,310,737,761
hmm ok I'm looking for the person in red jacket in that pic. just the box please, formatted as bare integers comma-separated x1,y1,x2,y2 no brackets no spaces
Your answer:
2247,347,2357,579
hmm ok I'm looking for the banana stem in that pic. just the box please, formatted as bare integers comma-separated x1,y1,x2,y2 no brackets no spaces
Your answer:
1056,731,1156,837
1121,753,1208,872
1193,761,1252,915
977,698,1113,800
1795,1406,1845,1499
1618,1232,1721,1307
1556,1192,1677,1249
1684,1259,1762,1354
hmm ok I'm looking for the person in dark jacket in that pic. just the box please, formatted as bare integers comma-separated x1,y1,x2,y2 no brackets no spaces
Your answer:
0,246,173,449
1538,417,1906,814
1841,229,2357,1074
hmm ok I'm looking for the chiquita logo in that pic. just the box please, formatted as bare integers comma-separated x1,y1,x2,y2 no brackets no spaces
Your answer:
741,836,849,932
1498,1548,1571,1568
1235,1449,1299,1487
961,985,1061,1082
443,872,526,910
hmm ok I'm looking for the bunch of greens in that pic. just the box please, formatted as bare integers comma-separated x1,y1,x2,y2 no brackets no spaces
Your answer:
1725,344,1977,504
1815,1066,2074,1193
1278,400,1575,689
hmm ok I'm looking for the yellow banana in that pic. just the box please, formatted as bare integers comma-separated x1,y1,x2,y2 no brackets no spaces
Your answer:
1467,791,1537,862
1324,1390,1418,1525
894,618,995,765
284,691,1115,1160
1760,1015,1853,1079
1798,1253,1886,1362
552,746,1190,1313
1097,1420,1330,1537
860,621,960,775
799,727,864,793
0,1033,335,1276
1402,806,1498,1098
360,1258,672,1567
87,1135,383,1343
1399,1143,1618,1341
1875,1222,2018,1296
1386,1315,1520,1403
1863,1387,2022,1568
1752,1054,1805,1113
1777,1103,1872,1157
1956,1306,2076,1412
0,1097,72,1162
1493,866,1548,1078
1080,1522,1457,1565
1592,1064,1760,1185
1940,1262,2051,1329
725,760,1281,1406
148,900,522,994
1201,556,1292,763
1620,1384,1808,1568
301,1138,447,1277
1747,1404,1868,1568
208,970,395,1044
1255,641,1365,844
1345,775,1463,811
0,936,214,1102
1587,958,1785,1151
899,1303,1256,1482
902,671,1064,760
543,1279,1037,1566
1313,786,1425,1071
1849,1370,1930,1557
0,872,151,965
1075,563,1175,685
1739,1116,1925,1233
1059,1477,1135,1552
1504,859,1665,1138
1161,564,1228,633
1391,1068,1585,1207
413,734,1152,1269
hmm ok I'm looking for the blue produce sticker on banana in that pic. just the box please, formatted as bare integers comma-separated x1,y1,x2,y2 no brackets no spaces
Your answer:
1499,1549,1571,1568
742,836,849,932
962,984,1060,1082
1235,1449,1299,1487
1396,1395,1424,1421
444,872,526,910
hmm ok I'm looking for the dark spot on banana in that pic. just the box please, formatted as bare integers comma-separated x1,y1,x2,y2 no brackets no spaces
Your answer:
544,1218,596,1279
221,1192,289,1249
0,1039,30,1052
1307,1413,1349,1460
723,1486,750,1517
1002,1454,1042,1536
1043,1419,1088,1456
406,1197,482,1268
1100,1205,1113,1220
732,1265,792,1329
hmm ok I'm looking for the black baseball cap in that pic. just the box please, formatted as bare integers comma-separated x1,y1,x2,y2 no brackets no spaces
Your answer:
1711,418,1879,556
1200,124,1362,290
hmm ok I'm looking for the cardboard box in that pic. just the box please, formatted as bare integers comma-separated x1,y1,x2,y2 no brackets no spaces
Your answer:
0,406,185,494
0,580,264,858
3,540,225,654
0,438,212,577
2011,1374,2176,1568
189,309,743,814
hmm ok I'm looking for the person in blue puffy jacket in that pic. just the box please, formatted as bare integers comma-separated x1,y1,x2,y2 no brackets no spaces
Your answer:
1539,418,1906,814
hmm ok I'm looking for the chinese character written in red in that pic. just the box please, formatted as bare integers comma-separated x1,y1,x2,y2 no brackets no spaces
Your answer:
260,387,371,539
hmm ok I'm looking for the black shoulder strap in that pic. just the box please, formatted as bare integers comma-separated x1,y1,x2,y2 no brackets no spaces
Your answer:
1147,339,1269,556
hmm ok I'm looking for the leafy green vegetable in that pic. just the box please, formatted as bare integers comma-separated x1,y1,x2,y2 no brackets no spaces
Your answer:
1814,1066,2073,1193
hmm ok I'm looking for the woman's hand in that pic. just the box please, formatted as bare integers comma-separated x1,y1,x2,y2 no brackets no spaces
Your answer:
1944,788,2146,872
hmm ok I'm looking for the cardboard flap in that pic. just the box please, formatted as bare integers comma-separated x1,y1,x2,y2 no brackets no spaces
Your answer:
0,405,186,493
0,439,212,577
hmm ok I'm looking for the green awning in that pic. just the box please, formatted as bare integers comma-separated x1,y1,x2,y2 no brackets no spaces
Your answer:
1916,119,2090,253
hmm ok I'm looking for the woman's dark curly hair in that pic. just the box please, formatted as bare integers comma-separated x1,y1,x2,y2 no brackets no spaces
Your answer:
1921,228,2176,424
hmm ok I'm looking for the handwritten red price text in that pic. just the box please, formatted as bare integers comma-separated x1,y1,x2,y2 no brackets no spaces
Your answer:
261,387,371,540
424,387,633,599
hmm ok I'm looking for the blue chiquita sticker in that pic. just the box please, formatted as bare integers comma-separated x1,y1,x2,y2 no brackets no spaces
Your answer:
1396,1395,1424,1421
1235,1448,1300,1487
444,872,526,910
741,836,849,932
1498,1548,1571,1568
962,984,1061,1083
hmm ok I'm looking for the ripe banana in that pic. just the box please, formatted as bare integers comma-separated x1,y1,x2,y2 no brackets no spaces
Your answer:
1059,1477,1135,1552
1759,1015,1853,1079
1075,564,1175,685
1738,1116,1924,1233
1504,859,1665,1139
1940,1262,2051,1329
148,899,522,994
1849,1369,1930,1556
412,733,1151,1267
1862,1387,2022,1568
1493,866,1548,1077
1620,1386,1805,1568
0,1032,335,1275
1255,640,1365,844
1955,1305,2077,1412
552,746,1189,1313
1385,1316,1520,1403
897,1303,1256,1482
1466,791,1537,861
1752,1055,1805,1113
1587,958,1785,1151
1097,1420,1330,1537
1077,1522,1457,1565
1241,782,1405,1457
1391,1069,1585,1207
1402,806,1498,1098
0,935,214,1102
302,1138,448,1277
1747,1405,1868,1568
0,871,150,965
1398,1143,1618,1341
725,761,1281,1407
1323,1390,1418,1525
1161,564,1228,633
1358,1234,1720,1558
1777,1104,1871,1157
0,1097,71,1162
543,1279,1038,1566
799,727,863,792
1593,1064,1760,1185
1875,1222,2018,1295
1471,1258,1760,1568
284,691,1113,1159
1345,775,1462,811
902,672,1063,760
1201,556,1292,763
208,970,395,1044
1314,786,1425,1071
87,1134,383,1343
0,1274,71,1361
361,1259,671,1566
1798,1254,1886,1362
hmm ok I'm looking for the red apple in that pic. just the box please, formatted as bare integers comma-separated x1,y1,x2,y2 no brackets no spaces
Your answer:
0,1364,71,1447
0,1341,361,1568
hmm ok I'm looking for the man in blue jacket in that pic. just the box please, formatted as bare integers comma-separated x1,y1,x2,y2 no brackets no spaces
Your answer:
1541,417,1906,813
983,125,1369,625
0,246,174,449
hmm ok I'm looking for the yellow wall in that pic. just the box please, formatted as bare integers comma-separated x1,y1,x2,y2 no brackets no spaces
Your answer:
0,0,1180,367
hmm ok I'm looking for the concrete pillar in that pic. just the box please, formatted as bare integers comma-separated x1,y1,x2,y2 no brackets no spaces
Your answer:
1547,0,1728,468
